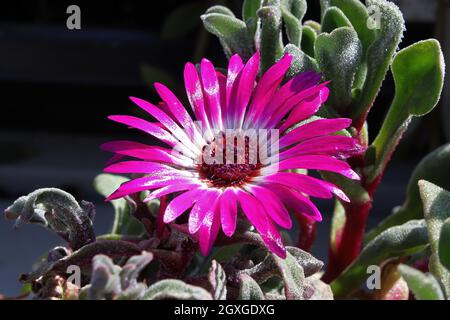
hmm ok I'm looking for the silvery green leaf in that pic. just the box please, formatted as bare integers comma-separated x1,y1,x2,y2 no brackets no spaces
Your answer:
366,144,450,243
321,7,352,33
208,260,227,300
281,0,307,47
143,279,212,300
315,27,362,113
300,25,316,57
419,180,450,297
239,274,265,300
351,0,405,125
367,40,445,182
283,44,318,79
4,188,95,250
257,2,284,72
439,218,450,271
119,252,153,289
201,12,253,60
331,220,429,298
398,264,444,300
243,0,262,38
302,274,334,300
272,250,305,299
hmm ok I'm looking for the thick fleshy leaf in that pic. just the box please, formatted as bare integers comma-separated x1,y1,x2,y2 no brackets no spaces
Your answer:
324,0,376,51
4,188,96,251
398,264,444,300
351,0,405,126
281,0,307,47
272,250,305,299
419,180,450,296
439,218,450,271
243,0,262,38
257,2,284,73
315,27,362,112
143,279,212,300
367,40,445,182
283,44,318,79
301,25,316,57
93,174,130,235
331,220,429,298
239,273,265,300
321,7,352,33
208,260,227,300
201,12,253,60
366,144,450,243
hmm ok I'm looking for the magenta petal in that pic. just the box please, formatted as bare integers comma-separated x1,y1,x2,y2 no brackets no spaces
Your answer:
275,155,360,180
144,184,199,202
106,176,194,201
188,189,221,234
101,141,193,167
246,185,292,229
278,87,330,132
236,190,286,258
184,62,212,136
245,54,292,127
269,184,323,222
104,161,184,175
279,135,363,160
261,172,350,202
198,206,221,256
164,189,206,223
220,188,238,237
230,51,260,128
225,54,244,127
154,83,197,140
279,118,352,148
108,115,179,148
201,58,223,130
256,71,321,126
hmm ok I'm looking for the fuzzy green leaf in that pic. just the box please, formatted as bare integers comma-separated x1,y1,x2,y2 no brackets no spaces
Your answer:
281,0,307,47
239,274,265,300
398,264,444,300
365,144,450,243
201,12,253,60
419,180,450,297
283,44,318,79
367,40,445,183
351,0,405,125
300,25,316,57
315,27,362,112
243,0,262,39
143,279,212,300
321,7,352,34
439,218,450,271
257,2,284,72
331,220,429,298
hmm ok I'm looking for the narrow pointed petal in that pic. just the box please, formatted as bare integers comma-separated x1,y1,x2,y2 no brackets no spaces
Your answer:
245,185,292,229
236,190,286,258
200,58,223,130
188,189,221,234
104,161,192,177
245,54,292,127
259,172,350,202
198,206,221,256
269,184,323,221
144,183,200,202
101,141,194,166
220,188,238,237
225,54,244,127
229,51,260,128
263,155,360,180
279,118,352,148
164,188,206,223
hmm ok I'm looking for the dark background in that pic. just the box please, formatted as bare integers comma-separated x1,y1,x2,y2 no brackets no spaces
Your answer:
0,0,448,296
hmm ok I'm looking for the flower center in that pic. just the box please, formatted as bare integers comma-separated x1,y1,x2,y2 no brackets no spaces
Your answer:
197,132,263,188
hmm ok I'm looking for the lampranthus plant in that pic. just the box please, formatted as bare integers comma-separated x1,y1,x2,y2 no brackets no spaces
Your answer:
102,52,363,258
3,0,449,301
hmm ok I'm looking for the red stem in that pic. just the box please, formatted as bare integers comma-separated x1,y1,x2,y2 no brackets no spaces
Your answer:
296,214,317,252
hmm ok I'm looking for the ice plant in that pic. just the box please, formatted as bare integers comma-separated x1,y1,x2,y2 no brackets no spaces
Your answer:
102,52,362,258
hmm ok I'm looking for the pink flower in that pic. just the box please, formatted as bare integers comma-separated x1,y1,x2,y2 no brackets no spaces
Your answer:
102,52,363,258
